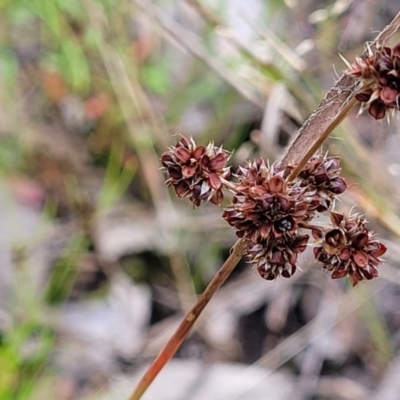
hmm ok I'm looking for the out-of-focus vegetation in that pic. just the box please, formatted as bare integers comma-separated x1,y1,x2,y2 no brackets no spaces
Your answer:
1,1,400,399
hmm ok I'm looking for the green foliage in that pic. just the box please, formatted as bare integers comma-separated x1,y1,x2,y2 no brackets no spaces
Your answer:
140,63,171,95
45,235,92,304
0,323,54,400
0,137,24,172
98,141,138,210
0,48,18,90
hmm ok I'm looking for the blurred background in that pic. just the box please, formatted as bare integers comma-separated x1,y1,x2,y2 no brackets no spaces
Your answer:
1,0,400,399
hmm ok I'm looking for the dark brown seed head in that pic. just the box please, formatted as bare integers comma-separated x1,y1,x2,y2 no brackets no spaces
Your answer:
346,43,400,120
314,212,386,286
299,155,347,197
161,136,231,206
249,234,309,281
223,158,311,242
295,155,347,213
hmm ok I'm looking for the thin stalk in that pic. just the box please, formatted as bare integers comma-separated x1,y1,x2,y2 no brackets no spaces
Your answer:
128,239,247,400
287,97,357,180
221,177,239,192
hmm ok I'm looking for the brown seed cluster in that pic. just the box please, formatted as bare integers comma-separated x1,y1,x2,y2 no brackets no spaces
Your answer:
299,155,347,212
161,135,386,286
222,159,313,280
222,157,348,281
161,136,230,206
222,159,310,241
249,234,309,280
313,212,387,286
347,43,400,120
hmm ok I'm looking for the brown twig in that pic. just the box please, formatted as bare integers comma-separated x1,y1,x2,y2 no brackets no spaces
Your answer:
127,239,247,400
280,10,400,169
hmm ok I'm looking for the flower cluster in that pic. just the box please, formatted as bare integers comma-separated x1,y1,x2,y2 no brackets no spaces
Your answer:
299,155,347,211
222,159,309,242
161,136,230,206
313,212,387,286
346,43,400,120
221,159,312,279
249,234,309,280
161,135,386,286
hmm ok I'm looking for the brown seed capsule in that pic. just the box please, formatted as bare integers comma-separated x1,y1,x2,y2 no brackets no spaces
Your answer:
223,159,311,242
323,228,346,255
314,212,386,286
346,43,400,120
297,155,347,212
161,136,231,206
249,234,309,281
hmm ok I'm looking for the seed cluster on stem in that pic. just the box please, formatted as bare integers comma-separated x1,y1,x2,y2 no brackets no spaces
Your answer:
346,42,400,120
161,136,386,286
129,17,400,399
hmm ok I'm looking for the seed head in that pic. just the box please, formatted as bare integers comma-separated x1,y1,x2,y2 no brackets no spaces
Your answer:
161,136,231,206
222,158,310,242
313,212,387,286
249,234,309,280
298,155,347,211
346,43,400,120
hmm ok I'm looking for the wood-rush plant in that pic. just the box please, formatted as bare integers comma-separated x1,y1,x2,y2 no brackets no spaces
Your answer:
128,10,400,400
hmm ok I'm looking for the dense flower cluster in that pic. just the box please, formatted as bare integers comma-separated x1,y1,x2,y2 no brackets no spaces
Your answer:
249,234,309,280
222,157,349,280
222,159,310,242
300,155,347,195
161,135,386,286
313,212,387,286
346,43,400,120
161,136,230,206
298,155,347,212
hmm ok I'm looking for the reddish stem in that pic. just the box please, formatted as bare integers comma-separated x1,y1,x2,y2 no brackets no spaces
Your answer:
128,239,246,400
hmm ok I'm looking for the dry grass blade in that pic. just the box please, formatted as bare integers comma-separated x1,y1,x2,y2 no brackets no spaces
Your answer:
83,0,173,217
133,0,266,107
185,0,278,71
127,239,246,400
241,10,307,72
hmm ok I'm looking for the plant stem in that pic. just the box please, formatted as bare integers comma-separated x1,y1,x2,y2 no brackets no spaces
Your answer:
287,97,357,180
221,177,238,192
127,239,247,400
